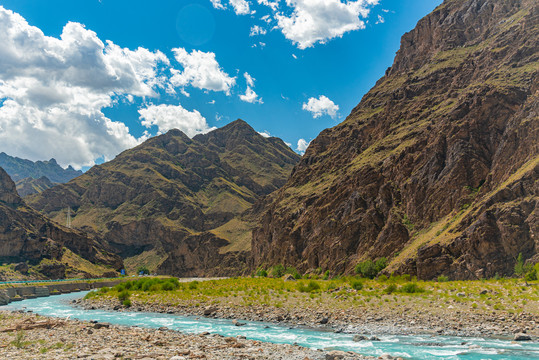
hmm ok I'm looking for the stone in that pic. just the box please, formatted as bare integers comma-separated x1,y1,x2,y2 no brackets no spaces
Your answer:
283,274,296,281
203,306,218,316
325,350,347,360
353,335,368,342
514,333,532,341
319,317,329,324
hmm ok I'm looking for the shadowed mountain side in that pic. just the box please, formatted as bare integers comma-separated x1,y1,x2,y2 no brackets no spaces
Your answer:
27,120,300,276
0,167,122,279
252,0,538,280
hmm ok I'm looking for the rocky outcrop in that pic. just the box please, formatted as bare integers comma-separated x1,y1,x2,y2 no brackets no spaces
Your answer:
252,0,538,279
0,166,122,277
28,120,300,276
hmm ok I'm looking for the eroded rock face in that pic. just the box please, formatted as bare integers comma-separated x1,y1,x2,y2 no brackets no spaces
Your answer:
252,0,538,279
27,120,300,276
0,167,122,275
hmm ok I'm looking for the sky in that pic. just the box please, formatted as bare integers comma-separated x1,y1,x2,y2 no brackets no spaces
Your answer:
0,0,442,170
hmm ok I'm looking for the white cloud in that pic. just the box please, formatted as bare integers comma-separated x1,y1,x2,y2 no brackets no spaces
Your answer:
0,6,168,168
170,48,236,95
376,14,384,24
275,0,379,49
292,53,297,59
210,0,226,10
302,95,339,118
257,0,280,11
258,130,271,138
249,25,267,36
239,72,262,104
230,0,252,15
296,138,310,153
138,104,215,137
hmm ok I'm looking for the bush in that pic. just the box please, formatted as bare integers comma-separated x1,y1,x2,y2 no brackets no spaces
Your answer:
270,264,286,278
297,280,321,293
384,284,397,294
122,299,132,307
525,268,537,282
255,268,268,277
118,289,130,302
437,275,449,282
350,279,363,290
322,270,330,280
378,274,388,282
400,283,424,294
188,281,199,290
355,257,388,279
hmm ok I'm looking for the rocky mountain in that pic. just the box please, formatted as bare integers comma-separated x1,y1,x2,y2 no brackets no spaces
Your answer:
252,0,538,280
27,120,300,276
15,176,55,197
0,152,82,183
0,167,122,279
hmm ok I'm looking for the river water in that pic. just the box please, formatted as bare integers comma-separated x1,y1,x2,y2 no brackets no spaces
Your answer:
3,291,539,359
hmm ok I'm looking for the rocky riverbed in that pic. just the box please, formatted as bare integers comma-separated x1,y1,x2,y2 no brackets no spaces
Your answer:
79,294,539,340
0,310,379,360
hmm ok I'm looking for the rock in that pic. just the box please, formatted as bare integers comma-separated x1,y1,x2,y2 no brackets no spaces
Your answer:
325,350,347,360
283,274,296,281
514,333,532,341
480,290,488,295
353,335,368,342
232,319,246,326
457,292,466,298
13,262,28,274
93,322,111,329
203,306,218,316
370,336,381,341
378,355,394,360
320,317,329,324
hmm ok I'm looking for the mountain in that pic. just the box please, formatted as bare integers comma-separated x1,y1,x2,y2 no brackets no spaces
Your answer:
0,167,122,280
252,0,538,280
27,120,300,276
0,152,82,183
15,176,55,197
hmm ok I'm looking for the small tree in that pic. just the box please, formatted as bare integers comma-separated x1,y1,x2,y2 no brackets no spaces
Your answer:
514,253,525,277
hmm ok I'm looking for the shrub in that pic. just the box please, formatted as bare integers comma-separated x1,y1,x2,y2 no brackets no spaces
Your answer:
322,270,330,280
118,289,130,302
255,268,268,277
437,275,449,282
355,257,388,279
188,281,199,290
122,299,132,307
400,283,424,294
525,268,537,282
378,274,388,282
297,280,321,293
270,264,285,278
350,279,363,290
384,284,397,294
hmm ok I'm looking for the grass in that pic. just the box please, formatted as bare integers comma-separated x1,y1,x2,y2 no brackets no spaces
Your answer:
84,276,539,321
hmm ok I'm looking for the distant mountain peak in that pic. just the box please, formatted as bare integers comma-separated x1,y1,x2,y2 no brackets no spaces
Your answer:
0,153,82,183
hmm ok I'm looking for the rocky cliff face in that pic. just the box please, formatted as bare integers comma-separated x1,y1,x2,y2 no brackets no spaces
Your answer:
28,120,300,276
252,0,538,279
15,176,55,197
0,167,122,278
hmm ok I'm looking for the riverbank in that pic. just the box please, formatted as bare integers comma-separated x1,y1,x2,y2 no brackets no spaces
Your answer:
80,277,539,339
0,310,374,360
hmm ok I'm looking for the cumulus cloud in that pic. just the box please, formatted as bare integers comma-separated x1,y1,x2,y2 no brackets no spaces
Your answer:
296,138,310,154
230,0,252,15
0,6,169,168
239,72,262,104
257,0,280,11
302,95,339,118
276,0,379,49
210,0,226,10
138,104,215,137
170,48,236,95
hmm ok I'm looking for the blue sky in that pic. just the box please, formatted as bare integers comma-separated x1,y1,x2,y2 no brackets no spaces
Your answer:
0,0,442,169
